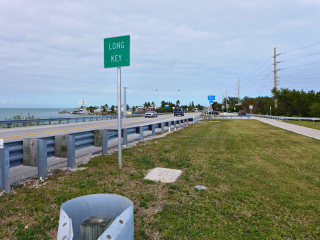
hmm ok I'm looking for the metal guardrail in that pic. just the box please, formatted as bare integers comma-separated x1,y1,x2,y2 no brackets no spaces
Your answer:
0,116,199,193
251,114,320,122
199,114,251,119
0,114,143,128
0,113,176,128
1,116,198,166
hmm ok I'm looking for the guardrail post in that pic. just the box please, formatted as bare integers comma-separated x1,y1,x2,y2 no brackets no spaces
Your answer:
193,117,195,124
102,130,108,155
183,119,185,127
139,126,144,141
123,128,128,147
174,120,177,130
94,130,103,147
67,135,75,169
168,121,171,131
179,120,181,128
54,135,67,158
161,122,165,134
37,139,47,180
0,146,10,193
23,138,39,167
0,140,10,193
152,124,155,136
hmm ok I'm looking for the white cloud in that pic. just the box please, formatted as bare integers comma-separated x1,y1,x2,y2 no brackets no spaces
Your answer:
0,0,320,108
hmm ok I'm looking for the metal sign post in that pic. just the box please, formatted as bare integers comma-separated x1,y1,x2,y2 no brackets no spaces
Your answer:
249,105,253,115
117,68,122,169
104,35,130,169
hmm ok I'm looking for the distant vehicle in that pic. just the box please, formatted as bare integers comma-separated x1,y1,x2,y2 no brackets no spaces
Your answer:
133,111,138,114
238,110,246,116
174,108,184,116
194,108,199,112
145,111,157,118
206,110,219,115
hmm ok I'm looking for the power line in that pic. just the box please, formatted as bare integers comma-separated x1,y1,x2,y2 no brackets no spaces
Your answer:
279,73,320,78
241,64,273,88
241,66,273,93
280,76,319,80
281,42,320,55
281,53,320,62
281,61,320,70
241,56,273,81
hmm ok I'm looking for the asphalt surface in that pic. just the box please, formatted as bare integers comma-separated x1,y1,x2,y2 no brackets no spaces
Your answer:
0,113,200,143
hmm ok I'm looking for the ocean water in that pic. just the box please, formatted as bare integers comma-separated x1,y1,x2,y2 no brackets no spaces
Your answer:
0,108,74,120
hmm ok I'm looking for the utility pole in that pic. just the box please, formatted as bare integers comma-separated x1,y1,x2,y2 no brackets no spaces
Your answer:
238,78,240,105
123,87,127,119
273,48,281,108
273,48,278,90
226,90,228,113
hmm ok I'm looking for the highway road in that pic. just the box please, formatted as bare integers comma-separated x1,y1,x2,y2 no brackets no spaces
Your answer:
0,112,200,143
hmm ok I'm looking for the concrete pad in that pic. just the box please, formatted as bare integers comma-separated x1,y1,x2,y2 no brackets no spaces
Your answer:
195,186,207,190
144,167,182,183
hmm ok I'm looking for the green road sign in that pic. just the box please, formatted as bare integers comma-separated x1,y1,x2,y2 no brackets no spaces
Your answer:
104,35,130,68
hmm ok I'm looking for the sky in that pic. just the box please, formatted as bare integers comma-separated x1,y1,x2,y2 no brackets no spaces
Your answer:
1,0,320,108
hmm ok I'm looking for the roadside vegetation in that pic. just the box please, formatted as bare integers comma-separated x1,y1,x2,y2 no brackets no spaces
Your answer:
284,119,320,130
215,88,320,116
0,115,42,129
86,100,204,114
1,119,320,239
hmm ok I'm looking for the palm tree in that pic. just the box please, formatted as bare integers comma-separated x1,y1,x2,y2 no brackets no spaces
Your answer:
176,100,180,107
104,103,109,114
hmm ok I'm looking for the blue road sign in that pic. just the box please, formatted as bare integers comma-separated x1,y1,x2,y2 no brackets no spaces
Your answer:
208,95,215,100
209,100,213,104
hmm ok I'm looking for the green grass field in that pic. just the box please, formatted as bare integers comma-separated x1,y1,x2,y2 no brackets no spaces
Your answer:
284,119,320,130
1,119,320,239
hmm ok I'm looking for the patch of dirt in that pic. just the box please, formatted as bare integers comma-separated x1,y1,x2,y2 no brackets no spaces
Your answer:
215,183,230,192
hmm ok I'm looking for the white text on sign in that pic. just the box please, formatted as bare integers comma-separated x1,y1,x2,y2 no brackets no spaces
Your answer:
109,42,125,50
111,55,122,62
109,41,125,62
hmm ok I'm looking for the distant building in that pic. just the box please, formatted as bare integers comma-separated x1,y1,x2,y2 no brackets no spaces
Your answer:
136,106,144,113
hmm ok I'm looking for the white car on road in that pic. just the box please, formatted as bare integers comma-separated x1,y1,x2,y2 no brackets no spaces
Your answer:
145,111,157,118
